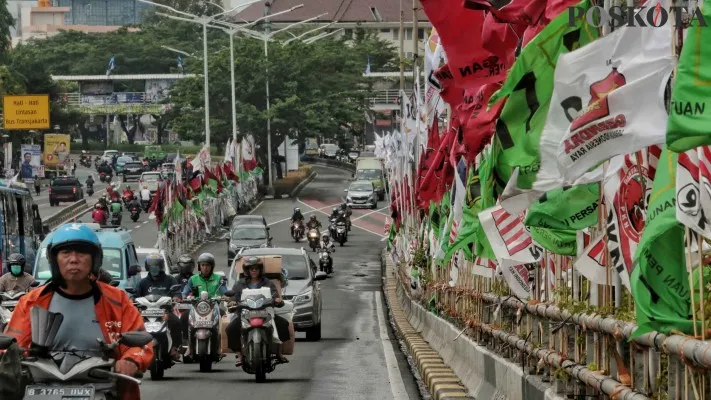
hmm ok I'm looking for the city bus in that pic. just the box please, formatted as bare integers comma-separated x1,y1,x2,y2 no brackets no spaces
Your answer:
0,182,42,274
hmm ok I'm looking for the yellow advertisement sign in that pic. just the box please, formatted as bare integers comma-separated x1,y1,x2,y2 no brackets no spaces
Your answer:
3,95,50,130
43,134,71,167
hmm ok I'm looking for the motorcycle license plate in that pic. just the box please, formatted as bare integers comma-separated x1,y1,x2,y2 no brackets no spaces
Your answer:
192,320,214,328
25,385,95,399
244,310,269,318
1,300,18,308
141,309,165,318
175,303,191,310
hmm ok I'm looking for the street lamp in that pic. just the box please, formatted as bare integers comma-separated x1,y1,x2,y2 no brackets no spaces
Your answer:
138,0,261,149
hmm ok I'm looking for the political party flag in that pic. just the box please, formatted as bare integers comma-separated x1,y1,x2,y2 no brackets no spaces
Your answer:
539,21,674,187
666,1,711,152
631,146,695,338
488,0,598,192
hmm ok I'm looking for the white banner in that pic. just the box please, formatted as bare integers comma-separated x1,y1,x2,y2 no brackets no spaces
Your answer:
676,148,711,237
472,257,496,278
499,259,533,299
536,23,674,190
574,234,612,286
478,204,542,264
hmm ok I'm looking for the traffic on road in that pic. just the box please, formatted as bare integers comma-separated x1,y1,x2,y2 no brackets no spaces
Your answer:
0,159,419,400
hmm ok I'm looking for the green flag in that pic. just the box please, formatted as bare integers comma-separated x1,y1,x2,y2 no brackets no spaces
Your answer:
445,166,482,261
523,183,599,255
631,146,694,338
489,0,598,190
666,4,711,152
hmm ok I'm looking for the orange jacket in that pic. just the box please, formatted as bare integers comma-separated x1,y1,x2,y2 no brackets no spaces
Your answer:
5,281,153,371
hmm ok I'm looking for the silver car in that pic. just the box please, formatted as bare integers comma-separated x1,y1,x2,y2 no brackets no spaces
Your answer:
227,224,271,265
345,180,377,209
228,247,326,341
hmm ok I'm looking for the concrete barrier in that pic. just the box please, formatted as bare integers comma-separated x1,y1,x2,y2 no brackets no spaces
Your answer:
43,199,90,230
290,171,317,198
384,253,569,400
301,157,356,173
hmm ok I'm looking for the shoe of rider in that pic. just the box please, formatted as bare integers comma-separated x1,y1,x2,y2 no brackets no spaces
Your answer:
5,223,153,400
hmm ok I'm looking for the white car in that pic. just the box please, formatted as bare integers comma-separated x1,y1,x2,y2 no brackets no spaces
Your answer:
101,150,119,163
139,171,164,193
135,248,177,277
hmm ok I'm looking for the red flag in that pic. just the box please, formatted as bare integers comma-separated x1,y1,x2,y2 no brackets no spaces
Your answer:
223,162,240,182
418,128,455,204
420,0,509,88
417,117,441,207
481,12,526,70
450,83,506,165
188,175,202,194
464,0,546,25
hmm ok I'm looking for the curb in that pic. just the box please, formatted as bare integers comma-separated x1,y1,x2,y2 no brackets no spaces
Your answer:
290,171,317,198
382,255,472,400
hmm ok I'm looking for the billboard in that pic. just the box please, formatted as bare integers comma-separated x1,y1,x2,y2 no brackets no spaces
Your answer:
3,95,50,130
20,144,41,182
43,134,71,167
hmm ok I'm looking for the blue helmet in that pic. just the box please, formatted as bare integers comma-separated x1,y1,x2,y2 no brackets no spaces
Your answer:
47,224,103,285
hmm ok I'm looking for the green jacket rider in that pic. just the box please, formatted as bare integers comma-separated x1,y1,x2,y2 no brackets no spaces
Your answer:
181,252,227,298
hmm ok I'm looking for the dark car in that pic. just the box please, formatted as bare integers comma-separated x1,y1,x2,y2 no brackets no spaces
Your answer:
227,223,271,265
122,162,144,182
227,247,326,341
48,177,83,206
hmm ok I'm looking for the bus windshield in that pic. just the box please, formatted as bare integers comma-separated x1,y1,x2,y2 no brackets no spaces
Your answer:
0,186,40,272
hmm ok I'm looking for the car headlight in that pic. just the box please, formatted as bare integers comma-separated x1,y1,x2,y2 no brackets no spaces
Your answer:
245,297,265,309
293,290,313,305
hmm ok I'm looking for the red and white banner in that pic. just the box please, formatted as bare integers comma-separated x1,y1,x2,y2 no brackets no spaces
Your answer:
478,204,541,264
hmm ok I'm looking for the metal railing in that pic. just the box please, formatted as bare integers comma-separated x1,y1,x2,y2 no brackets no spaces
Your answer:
367,89,426,106
57,92,169,106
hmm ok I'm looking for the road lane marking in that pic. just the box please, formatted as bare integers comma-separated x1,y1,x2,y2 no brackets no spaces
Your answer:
249,200,264,214
351,206,389,222
375,291,409,400
266,200,341,227
296,199,387,238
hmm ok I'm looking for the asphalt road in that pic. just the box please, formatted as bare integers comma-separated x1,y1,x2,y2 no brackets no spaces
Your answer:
133,165,421,400
34,164,114,221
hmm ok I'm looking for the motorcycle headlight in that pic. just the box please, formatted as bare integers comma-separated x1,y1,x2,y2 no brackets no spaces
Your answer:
293,290,313,305
245,297,264,309
196,301,211,315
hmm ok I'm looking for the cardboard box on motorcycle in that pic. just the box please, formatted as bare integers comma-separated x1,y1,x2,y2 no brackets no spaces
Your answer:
220,255,295,355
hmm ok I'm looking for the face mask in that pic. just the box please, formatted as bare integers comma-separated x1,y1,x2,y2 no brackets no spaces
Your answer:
10,265,22,276
149,265,161,277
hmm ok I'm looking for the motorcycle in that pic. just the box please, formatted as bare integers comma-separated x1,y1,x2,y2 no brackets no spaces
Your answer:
0,287,37,332
80,158,92,168
129,205,141,222
0,307,153,400
184,291,228,372
291,221,304,242
87,185,94,196
122,191,134,206
130,289,179,380
99,172,112,184
318,248,333,274
110,211,122,226
328,218,337,239
307,228,320,252
335,222,347,246
232,287,291,383
141,199,151,213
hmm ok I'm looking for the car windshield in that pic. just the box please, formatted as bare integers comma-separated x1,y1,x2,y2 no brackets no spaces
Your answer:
356,169,381,180
281,255,309,280
350,183,372,191
142,174,161,181
233,217,263,227
35,248,123,280
117,157,132,164
125,163,142,168
232,227,266,240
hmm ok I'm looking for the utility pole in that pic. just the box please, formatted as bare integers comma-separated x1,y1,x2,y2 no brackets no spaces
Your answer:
264,2,273,192
398,0,405,92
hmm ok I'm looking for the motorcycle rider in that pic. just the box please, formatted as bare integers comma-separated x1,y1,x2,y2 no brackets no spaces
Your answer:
0,253,36,292
340,203,352,231
5,224,152,400
329,207,339,221
140,185,152,207
180,253,227,356
122,185,134,202
127,196,141,216
225,256,290,366
109,198,123,225
305,215,321,230
91,203,108,225
290,207,304,236
320,233,336,253
173,254,195,289
135,254,182,361
86,174,95,189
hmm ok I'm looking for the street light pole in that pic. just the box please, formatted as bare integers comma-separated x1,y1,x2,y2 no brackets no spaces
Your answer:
229,30,237,147
202,20,211,148
264,6,273,190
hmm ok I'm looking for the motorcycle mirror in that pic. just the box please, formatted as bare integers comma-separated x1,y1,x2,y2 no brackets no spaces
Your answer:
0,334,17,350
125,287,136,295
127,265,140,277
30,281,40,288
119,331,153,348
314,271,328,281
224,290,235,297
109,280,120,287
169,284,182,293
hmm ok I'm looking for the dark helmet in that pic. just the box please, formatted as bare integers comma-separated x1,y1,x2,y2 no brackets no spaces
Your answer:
310,215,317,221
8,253,26,276
145,253,165,277
47,223,103,287
242,256,264,276
197,253,215,273
322,233,330,241
177,254,195,275
340,203,347,210
332,207,338,214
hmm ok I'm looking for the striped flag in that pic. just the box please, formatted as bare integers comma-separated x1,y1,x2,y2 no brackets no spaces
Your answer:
449,160,467,244
479,204,540,264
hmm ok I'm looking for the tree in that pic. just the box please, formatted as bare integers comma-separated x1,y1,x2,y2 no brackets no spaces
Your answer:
0,0,13,57
118,114,141,144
